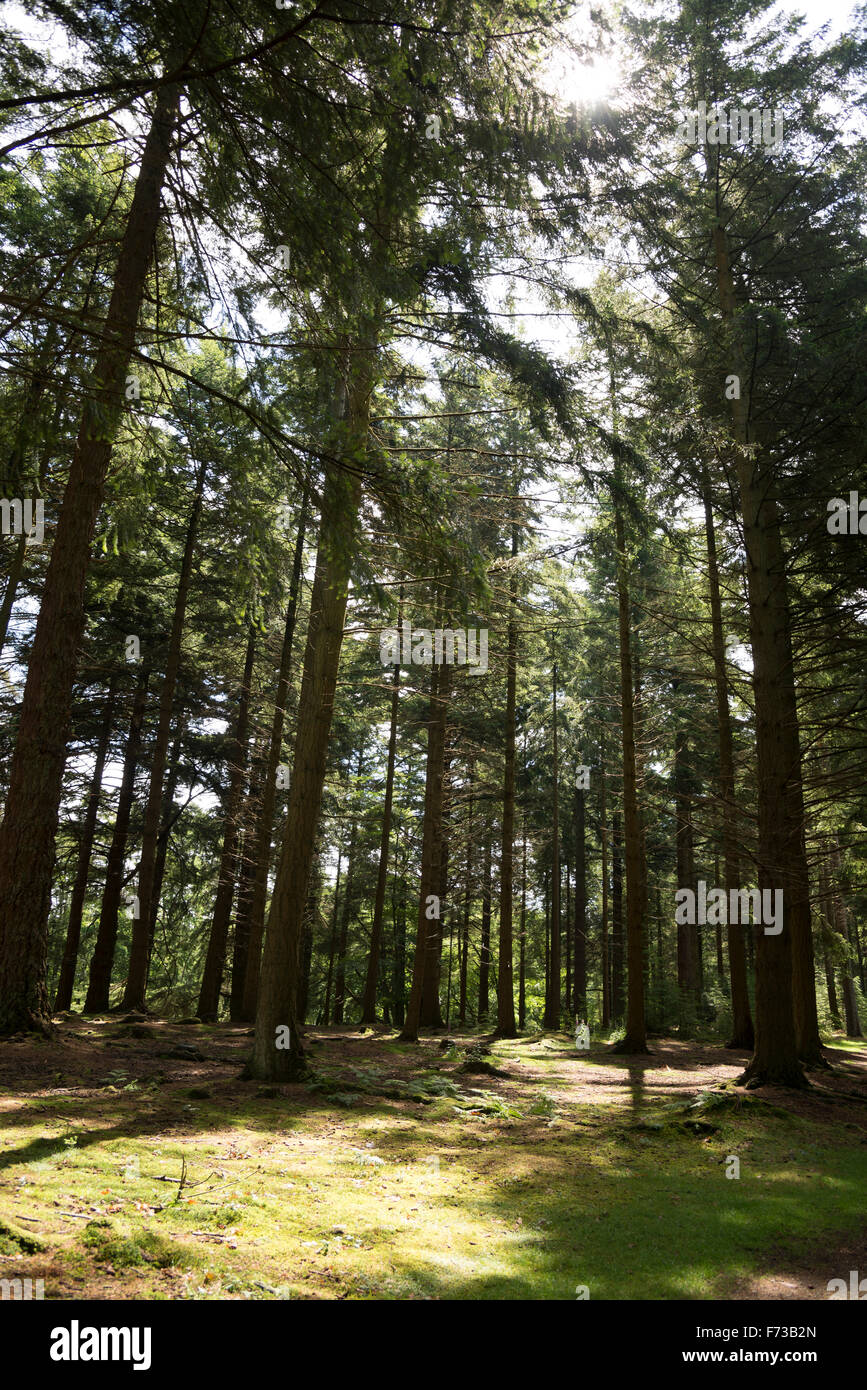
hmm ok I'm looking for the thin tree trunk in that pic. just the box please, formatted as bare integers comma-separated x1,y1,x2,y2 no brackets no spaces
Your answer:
297,852,320,1026
323,850,342,1026
459,767,473,1027
240,485,309,1020
830,840,862,1038
247,350,374,1081
230,745,263,1022
496,531,519,1037
335,755,365,1026
611,810,624,1019
54,679,117,1011
674,723,697,1017
123,455,207,1010
477,823,492,1026
147,716,186,968
361,590,402,1024
702,466,753,1047
198,627,256,1021
518,817,527,1031
544,662,561,1029
400,660,448,1041
712,221,809,1086
0,85,178,1034
419,675,451,1030
818,858,841,1027
392,822,408,1028
573,784,587,1020
612,482,648,1053
84,669,149,1011
601,739,611,1029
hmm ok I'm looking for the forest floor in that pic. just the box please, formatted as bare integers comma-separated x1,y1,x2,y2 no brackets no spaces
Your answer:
1,1017,866,1300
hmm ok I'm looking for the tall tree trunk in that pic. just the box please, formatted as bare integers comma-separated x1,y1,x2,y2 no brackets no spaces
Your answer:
361,592,402,1024
518,817,527,1031
702,466,753,1047
601,740,611,1029
818,858,841,1027
496,534,519,1037
611,811,624,1019
419,673,451,1030
247,350,373,1081
197,627,256,1021
712,222,809,1086
573,784,587,1020
564,848,572,1020
123,455,207,1010
459,768,473,1027
674,723,697,1019
54,679,118,1011
240,485,309,1020
230,746,263,1021
335,755,365,1026
297,851,320,1026
323,849,342,1026
544,662,562,1029
612,486,648,1053
0,85,178,1034
830,840,862,1038
392,822,408,1028
400,660,448,1041
477,823,492,1025
84,669,149,1011
147,716,186,970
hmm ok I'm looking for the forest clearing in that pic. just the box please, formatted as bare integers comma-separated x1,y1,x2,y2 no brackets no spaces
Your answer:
1,0,867,1341
2,1020,866,1302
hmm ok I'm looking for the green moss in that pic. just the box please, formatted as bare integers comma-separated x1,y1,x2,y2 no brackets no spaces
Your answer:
82,1219,191,1269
